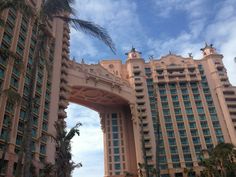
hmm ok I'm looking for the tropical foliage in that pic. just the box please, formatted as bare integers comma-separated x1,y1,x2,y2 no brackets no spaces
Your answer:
0,88,22,173
0,0,115,176
199,143,236,177
39,121,82,177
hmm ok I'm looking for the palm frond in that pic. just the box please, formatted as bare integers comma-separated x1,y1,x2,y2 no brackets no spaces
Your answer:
0,88,22,105
55,16,116,54
0,48,21,60
0,18,5,27
42,0,76,19
65,122,82,140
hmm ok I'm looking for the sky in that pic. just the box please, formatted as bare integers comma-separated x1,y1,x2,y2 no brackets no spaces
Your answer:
65,0,236,177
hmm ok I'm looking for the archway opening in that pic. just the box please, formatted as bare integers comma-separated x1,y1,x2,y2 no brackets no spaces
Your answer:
66,103,104,177
66,85,138,177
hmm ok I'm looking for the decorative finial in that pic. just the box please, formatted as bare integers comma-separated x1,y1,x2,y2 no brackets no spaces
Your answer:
81,58,85,64
188,53,193,57
149,55,154,60
169,50,172,55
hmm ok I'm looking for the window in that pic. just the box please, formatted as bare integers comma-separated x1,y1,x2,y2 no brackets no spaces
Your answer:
200,121,208,128
159,156,167,163
181,137,188,145
182,146,190,153
186,108,193,114
179,130,186,137
114,155,120,162
168,139,176,146
163,109,170,116
195,101,202,107
215,129,222,135
162,102,168,108
113,133,119,139
174,108,181,115
187,115,195,121
192,137,200,144
217,136,224,143
190,130,198,136
112,120,118,125
177,123,184,129
184,101,191,107
192,88,199,94
189,122,196,129
172,95,178,101
161,96,168,102
173,102,180,107
205,137,212,144
167,131,175,138
164,116,172,123
181,89,188,94
114,148,119,154
114,163,121,170
170,89,177,94
170,146,178,154
176,115,183,121
113,140,119,146
194,94,201,100
165,123,173,130
10,77,18,88
203,129,210,136
171,155,179,162
184,154,192,161
112,126,119,132
197,107,204,114
213,121,220,128
159,90,166,95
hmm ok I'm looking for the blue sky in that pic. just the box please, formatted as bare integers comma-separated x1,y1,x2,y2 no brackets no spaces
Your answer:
66,0,236,176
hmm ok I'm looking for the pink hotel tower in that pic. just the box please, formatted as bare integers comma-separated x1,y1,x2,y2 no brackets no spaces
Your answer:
1,0,236,177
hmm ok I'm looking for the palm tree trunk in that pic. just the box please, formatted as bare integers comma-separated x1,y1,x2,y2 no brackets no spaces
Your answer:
0,106,15,176
15,23,42,177
139,111,150,177
22,31,42,177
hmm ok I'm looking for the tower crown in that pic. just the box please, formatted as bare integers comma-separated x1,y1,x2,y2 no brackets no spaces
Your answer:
125,47,142,60
201,43,217,57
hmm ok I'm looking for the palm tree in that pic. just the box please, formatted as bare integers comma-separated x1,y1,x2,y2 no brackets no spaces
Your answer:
199,143,236,177
138,109,150,177
0,1,115,176
39,121,82,177
0,88,21,175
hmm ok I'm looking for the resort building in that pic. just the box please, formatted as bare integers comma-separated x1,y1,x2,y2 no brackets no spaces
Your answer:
0,0,70,176
0,1,236,177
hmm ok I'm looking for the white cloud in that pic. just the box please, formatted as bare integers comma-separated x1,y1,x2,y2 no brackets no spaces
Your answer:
147,0,236,85
70,0,146,60
153,0,206,18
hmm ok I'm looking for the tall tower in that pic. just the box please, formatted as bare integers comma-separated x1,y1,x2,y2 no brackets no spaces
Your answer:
99,46,236,177
0,0,70,176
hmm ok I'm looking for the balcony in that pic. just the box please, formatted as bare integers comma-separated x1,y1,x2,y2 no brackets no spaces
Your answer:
59,99,68,109
58,109,67,118
59,91,68,99
61,73,68,83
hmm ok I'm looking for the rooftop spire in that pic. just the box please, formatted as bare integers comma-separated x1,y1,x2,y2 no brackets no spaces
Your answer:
125,46,142,60
200,42,217,57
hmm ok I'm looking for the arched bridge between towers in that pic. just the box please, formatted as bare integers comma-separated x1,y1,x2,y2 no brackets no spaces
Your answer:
66,60,140,177
67,61,135,112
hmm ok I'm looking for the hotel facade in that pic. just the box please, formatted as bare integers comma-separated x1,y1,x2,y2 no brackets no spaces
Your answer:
0,0,70,176
0,1,236,177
